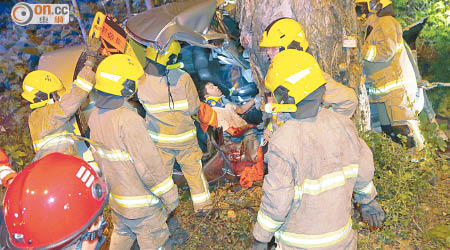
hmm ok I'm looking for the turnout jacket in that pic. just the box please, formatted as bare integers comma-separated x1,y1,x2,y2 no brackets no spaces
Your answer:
137,69,201,149
88,106,178,219
254,108,377,250
28,66,94,156
322,73,358,118
362,14,418,124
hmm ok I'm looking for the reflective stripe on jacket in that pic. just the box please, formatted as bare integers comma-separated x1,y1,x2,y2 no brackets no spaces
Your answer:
361,15,418,123
137,69,200,148
88,106,178,219
253,109,377,250
29,66,94,156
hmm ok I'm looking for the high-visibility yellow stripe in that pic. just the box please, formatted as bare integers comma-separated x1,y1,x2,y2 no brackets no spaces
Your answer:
365,45,377,61
355,181,374,195
32,132,74,151
208,109,216,125
257,210,284,232
74,77,93,92
109,193,159,208
294,164,358,200
147,129,196,143
96,149,133,162
192,171,211,204
396,43,405,53
267,122,273,132
143,100,189,113
151,176,175,196
275,218,352,248
368,78,416,96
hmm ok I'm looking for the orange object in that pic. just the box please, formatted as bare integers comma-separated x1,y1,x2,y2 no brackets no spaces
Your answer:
226,124,257,138
239,147,264,188
198,102,218,132
0,148,17,187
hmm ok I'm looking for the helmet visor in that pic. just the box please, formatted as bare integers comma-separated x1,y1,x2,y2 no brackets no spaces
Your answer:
121,79,136,97
273,85,295,105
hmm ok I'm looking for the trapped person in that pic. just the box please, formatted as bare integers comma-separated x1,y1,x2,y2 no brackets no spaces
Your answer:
252,50,384,250
201,81,259,137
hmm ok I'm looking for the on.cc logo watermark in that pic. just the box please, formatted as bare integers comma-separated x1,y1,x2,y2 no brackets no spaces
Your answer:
11,2,69,26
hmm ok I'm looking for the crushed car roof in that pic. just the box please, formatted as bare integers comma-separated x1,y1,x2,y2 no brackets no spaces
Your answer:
125,0,226,49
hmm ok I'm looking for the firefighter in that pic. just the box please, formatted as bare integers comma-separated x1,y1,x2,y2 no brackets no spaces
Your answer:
21,39,100,157
1,152,109,250
138,40,212,213
355,0,425,150
252,49,385,250
259,17,358,119
88,54,178,249
0,148,16,187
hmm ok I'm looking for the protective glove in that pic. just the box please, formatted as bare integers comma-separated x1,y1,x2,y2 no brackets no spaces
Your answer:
85,37,102,67
360,199,385,227
252,238,268,250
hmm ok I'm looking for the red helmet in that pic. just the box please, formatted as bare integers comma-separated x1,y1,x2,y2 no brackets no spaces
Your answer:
3,152,109,249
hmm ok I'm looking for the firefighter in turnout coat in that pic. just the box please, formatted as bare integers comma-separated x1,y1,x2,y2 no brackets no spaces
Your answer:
356,0,424,150
252,50,385,250
88,54,178,249
21,40,100,157
138,40,212,212
260,17,358,119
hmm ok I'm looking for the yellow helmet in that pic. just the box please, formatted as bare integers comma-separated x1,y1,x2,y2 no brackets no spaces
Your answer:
145,40,181,66
355,0,392,13
265,49,326,105
260,18,309,51
95,54,144,97
22,70,64,109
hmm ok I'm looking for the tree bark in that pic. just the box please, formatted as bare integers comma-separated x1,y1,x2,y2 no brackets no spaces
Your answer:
235,0,371,130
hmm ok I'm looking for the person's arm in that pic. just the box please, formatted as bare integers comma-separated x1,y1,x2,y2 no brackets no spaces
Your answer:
53,66,95,123
184,73,201,116
253,143,294,243
121,113,178,212
362,21,398,63
235,99,255,114
322,73,358,118
353,138,377,204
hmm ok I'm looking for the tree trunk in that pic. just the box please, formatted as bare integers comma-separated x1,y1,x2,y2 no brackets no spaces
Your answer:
235,0,371,130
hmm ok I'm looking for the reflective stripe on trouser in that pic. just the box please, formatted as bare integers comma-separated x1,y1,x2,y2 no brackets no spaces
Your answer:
32,131,74,151
142,99,189,114
294,164,359,200
109,209,169,250
156,145,211,211
109,193,160,208
406,119,425,151
274,218,353,249
148,129,196,143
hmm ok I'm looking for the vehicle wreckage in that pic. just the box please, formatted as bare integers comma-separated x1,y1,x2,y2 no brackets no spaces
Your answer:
36,0,262,185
